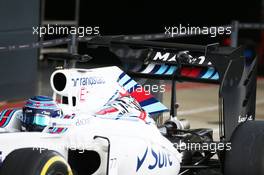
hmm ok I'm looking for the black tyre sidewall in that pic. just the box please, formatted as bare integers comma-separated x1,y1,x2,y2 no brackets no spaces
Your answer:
224,121,264,175
0,148,71,175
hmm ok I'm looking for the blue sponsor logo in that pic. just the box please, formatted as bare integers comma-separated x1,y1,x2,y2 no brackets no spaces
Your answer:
136,147,173,172
72,77,105,87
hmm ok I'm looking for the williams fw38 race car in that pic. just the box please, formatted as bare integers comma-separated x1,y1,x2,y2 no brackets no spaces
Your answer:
0,37,261,175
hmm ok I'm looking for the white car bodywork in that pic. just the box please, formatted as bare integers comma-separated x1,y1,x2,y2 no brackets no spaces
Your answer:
0,66,182,175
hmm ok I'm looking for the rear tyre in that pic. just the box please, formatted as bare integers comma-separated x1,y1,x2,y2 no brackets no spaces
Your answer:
224,121,264,175
0,148,72,175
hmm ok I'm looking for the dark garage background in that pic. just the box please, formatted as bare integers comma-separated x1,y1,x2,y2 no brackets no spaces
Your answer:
0,0,262,100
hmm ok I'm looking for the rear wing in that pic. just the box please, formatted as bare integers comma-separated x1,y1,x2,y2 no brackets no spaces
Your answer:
88,37,242,84
86,37,257,141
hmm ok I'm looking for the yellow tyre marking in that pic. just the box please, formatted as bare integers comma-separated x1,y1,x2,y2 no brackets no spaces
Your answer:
40,155,73,175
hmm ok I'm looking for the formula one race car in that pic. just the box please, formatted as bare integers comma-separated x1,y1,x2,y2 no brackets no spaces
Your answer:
0,37,261,175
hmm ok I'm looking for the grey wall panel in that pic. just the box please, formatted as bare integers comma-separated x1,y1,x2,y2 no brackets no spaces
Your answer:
0,0,40,31
0,0,40,101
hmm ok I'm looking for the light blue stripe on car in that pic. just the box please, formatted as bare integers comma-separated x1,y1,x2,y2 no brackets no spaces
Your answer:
211,72,219,80
201,67,215,79
62,128,68,133
123,80,137,91
155,65,169,75
118,74,131,86
141,64,156,74
0,109,7,120
52,127,58,133
3,110,16,127
142,102,168,114
122,78,132,87
165,66,177,75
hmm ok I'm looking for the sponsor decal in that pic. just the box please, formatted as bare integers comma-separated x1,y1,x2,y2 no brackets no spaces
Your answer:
41,111,51,115
238,114,253,123
79,87,87,102
75,118,90,126
136,147,173,172
72,76,105,87
48,115,74,134
151,51,211,65
109,158,118,169
25,109,33,113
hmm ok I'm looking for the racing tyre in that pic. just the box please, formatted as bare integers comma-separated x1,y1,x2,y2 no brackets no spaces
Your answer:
0,148,73,175
224,121,264,175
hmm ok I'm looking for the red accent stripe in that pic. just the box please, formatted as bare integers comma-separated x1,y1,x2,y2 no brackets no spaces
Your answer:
180,67,203,78
0,118,7,127
56,128,64,133
64,115,71,119
130,89,153,103
119,91,130,97
139,111,147,121
181,67,192,76
188,68,202,78
97,107,118,115
4,109,12,116
0,110,12,127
